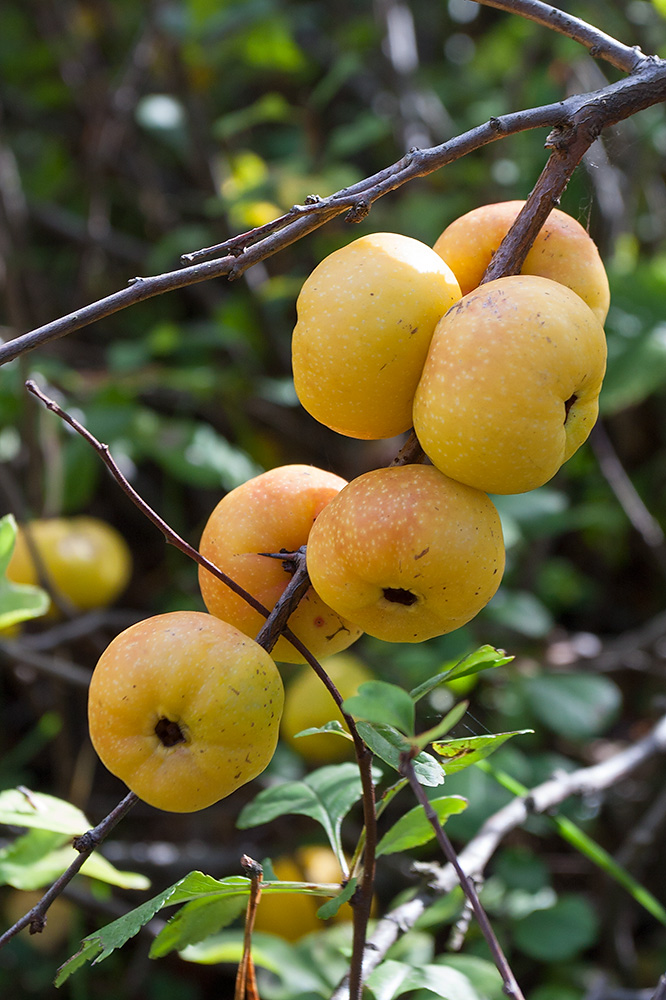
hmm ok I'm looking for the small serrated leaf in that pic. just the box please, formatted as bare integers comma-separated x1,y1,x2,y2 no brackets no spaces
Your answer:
432,731,533,775
409,645,513,703
316,876,357,920
55,872,252,985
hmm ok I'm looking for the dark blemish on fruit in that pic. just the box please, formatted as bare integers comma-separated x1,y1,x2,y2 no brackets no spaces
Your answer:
564,394,577,422
414,547,430,560
409,326,418,336
234,771,242,780
155,718,187,748
383,587,418,606
230,686,240,696
314,616,326,627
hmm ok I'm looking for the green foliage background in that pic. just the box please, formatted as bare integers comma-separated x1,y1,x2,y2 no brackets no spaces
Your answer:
1,1,666,998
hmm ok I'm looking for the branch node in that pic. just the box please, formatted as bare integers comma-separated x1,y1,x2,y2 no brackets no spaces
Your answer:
304,193,322,205
73,830,98,853
345,199,371,223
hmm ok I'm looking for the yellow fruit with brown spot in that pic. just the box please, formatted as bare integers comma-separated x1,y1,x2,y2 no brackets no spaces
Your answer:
292,233,461,439
412,275,607,495
281,653,374,764
306,465,504,644
88,611,283,812
198,465,362,664
7,517,131,612
433,200,610,324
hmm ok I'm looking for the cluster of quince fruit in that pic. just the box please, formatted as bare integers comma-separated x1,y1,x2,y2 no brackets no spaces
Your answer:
85,200,609,816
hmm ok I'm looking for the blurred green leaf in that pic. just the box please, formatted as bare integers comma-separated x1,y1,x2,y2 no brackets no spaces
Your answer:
0,788,90,836
485,590,554,637
512,894,599,961
0,514,49,628
0,827,149,891
523,673,621,739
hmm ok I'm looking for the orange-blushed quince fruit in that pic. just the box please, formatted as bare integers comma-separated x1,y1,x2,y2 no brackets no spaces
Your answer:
412,275,607,495
306,465,504,644
7,516,131,612
433,200,610,324
88,611,283,812
292,232,461,439
281,652,374,764
198,465,362,664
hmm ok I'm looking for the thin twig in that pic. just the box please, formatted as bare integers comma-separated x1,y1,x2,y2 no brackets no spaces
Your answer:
332,711,666,994
477,0,646,73
400,754,526,1000
3,59,666,366
0,791,138,950
590,421,666,577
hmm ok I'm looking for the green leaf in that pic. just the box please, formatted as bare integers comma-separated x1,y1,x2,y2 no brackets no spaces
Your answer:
0,788,91,836
523,673,621,739
485,590,554,637
356,723,444,787
343,681,415,735
294,720,353,742
376,796,467,856
0,829,69,889
365,959,414,1000
236,763,380,862
431,731,533,775
512,893,599,961
0,514,49,629
368,962,486,999
150,894,249,958
316,876,357,919
55,872,252,985
410,646,513,703
0,513,17,577
0,828,148,891
179,929,297,972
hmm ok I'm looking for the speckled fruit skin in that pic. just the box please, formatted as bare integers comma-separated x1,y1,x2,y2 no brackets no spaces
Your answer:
7,517,131,612
291,232,461,440
198,465,362,664
306,465,505,643
433,200,610,325
412,275,608,496
88,611,284,813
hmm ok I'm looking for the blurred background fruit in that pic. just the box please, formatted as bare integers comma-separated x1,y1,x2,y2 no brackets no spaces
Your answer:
280,652,374,764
